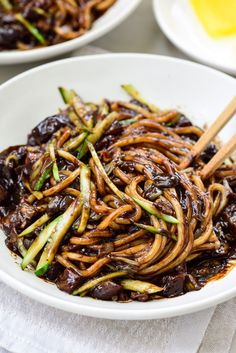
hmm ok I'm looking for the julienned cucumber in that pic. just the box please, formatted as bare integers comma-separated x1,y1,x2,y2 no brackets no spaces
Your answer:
35,198,81,276
21,215,62,270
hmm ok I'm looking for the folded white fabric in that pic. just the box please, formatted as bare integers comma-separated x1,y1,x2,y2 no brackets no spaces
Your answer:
199,298,236,353
0,45,235,353
0,279,235,353
0,281,214,353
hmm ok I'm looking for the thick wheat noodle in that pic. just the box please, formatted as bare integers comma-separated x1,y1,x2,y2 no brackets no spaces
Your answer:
89,158,106,195
193,221,213,248
125,177,168,224
96,0,116,11
56,254,82,275
174,126,204,138
109,256,138,266
57,150,80,166
79,262,87,271
82,230,112,238
114,102,157,118
83,0,103,30
137,217,164,266
64,188,81,197
194,242,221,251
108,222,124,230
191,195,211,240
70,237,99,245
64,1,78,14
212,192,222,216
148,238,172,267
101,189,142,225
59,170,71,176
191,174,206,192
133,163,154,180
111,243,150,256
148,151,178,172
62,252,97,263
139,191,186,275
97,204,133,230
143,133,193,149
90,183,113,214
170,147,189,157
179,177,200,218
124,120,183,141
123,148,163,161
114,102,178,123
43,167,81,196
156,222,194,275
115,202,142,224
209,184,228,217
112,135,193,151
208,231,219,243
75,258,110,277
102,195,123,209
49,175,57,186
123,154,163,177
55,0,67,25
113,230,146,247
140,120,182,137
115,236,146,249
57,128,71,148
186,253,201,261
151,111,180,123
125,177,148,203
113,167,132,184
155,147,181,164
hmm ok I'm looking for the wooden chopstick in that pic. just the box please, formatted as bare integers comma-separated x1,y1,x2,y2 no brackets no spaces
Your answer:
200,132,236,179
179,96,236,170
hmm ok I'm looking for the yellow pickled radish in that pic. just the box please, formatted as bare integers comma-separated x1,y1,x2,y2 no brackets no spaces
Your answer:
191,0,236,38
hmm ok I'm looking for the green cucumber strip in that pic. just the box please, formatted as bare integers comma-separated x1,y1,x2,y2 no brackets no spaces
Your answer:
21,216,62,270
18,214,50,237
35,198,81,276
132,196,179,224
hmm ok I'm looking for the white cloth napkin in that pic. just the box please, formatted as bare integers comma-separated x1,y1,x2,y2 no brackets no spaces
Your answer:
0,281,236,353
0,281,214,353
0,46,236,353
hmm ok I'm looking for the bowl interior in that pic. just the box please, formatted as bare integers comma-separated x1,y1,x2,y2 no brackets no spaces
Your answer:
0,54,236,319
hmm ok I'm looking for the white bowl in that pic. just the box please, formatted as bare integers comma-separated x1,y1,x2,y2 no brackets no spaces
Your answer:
153,0,236,75
0,53,236,320
0,0,141,65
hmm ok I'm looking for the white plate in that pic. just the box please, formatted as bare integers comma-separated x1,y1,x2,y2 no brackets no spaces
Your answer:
153,0,236,75
0,53,236,320
0,0,141,65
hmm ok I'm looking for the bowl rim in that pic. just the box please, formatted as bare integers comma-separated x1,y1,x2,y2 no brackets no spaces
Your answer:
1,52,235,91
1,263,236,320
152,0,236,75
0,53,236,320
0,0,141,65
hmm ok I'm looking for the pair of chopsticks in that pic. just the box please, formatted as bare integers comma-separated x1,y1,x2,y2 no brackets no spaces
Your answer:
179,97,236,179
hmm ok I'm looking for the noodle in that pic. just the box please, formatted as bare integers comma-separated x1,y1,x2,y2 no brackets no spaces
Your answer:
0,84,235,301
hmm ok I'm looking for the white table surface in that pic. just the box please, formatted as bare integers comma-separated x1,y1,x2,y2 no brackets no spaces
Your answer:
0,0,236,352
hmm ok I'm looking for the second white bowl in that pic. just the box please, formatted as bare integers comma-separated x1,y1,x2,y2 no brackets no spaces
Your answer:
0,0,141,65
